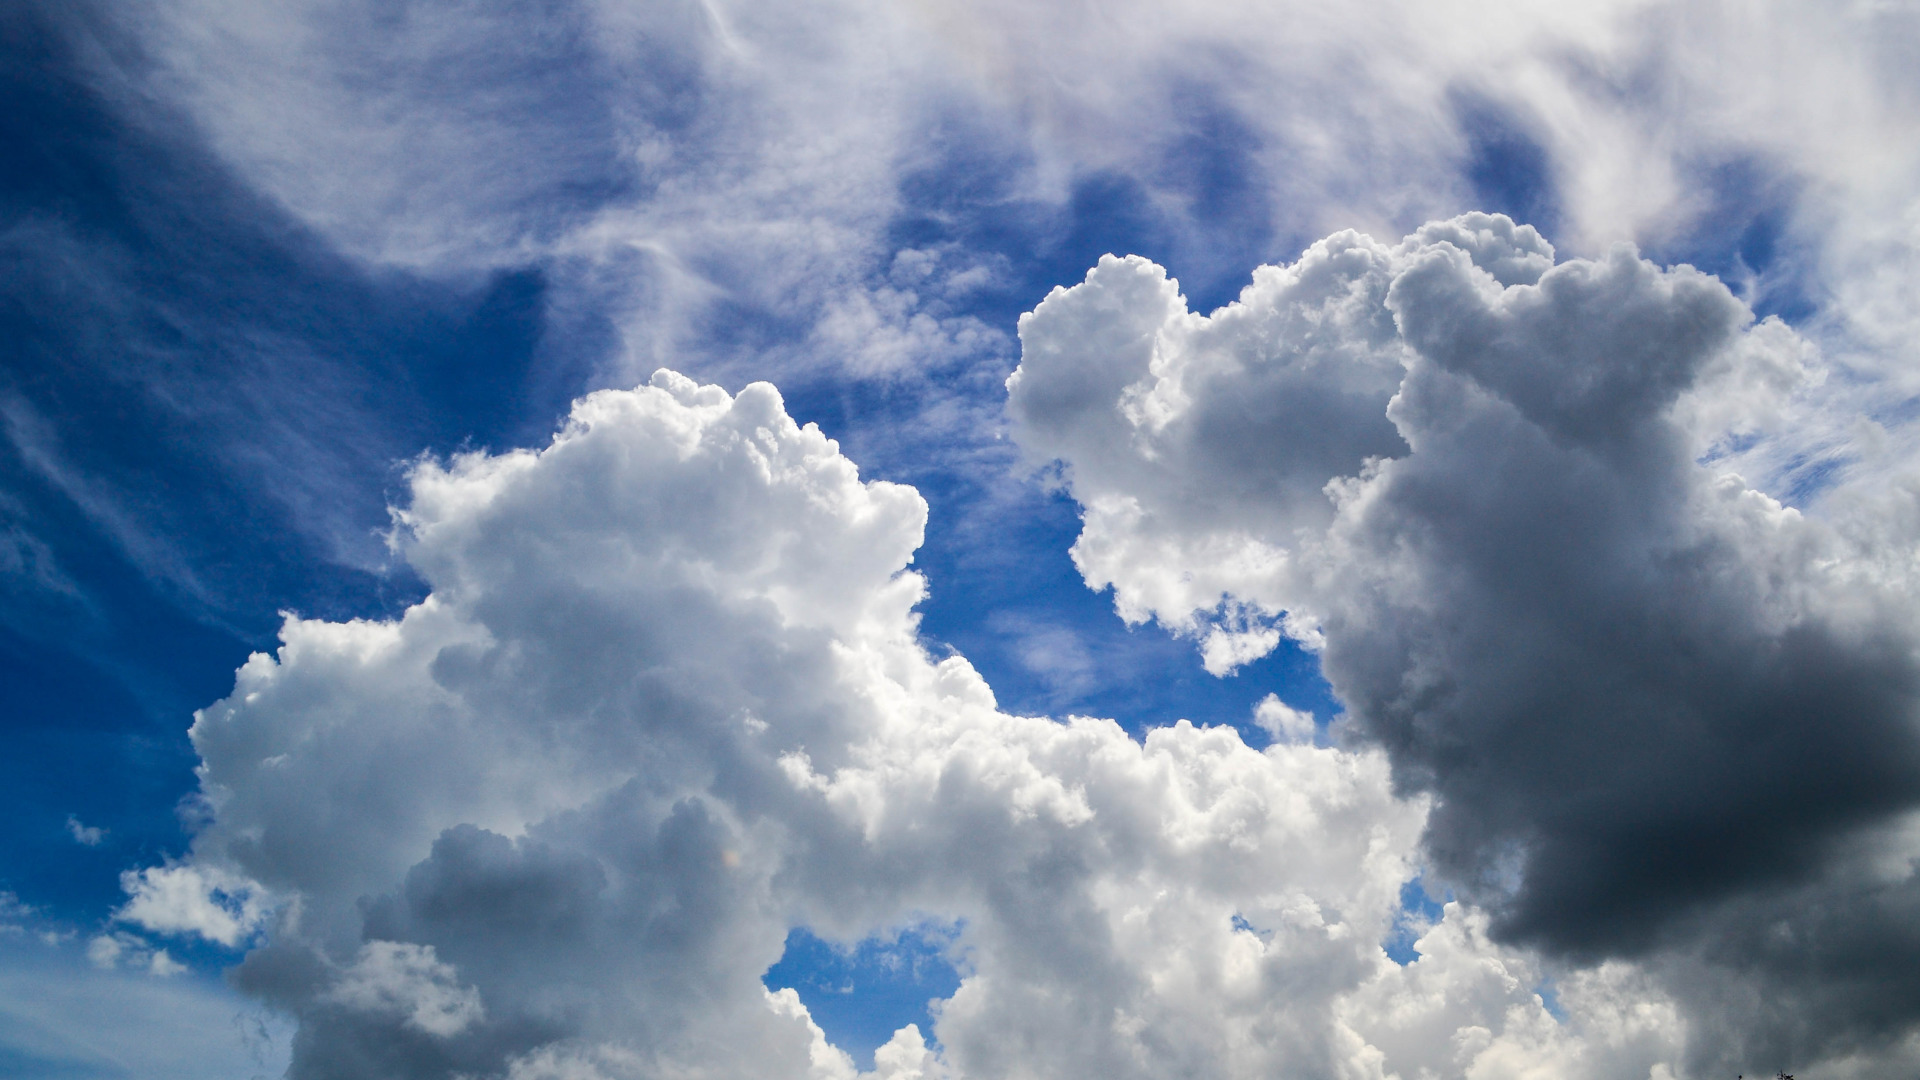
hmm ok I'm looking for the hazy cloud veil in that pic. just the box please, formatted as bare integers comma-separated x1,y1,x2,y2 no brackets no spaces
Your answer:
10,0,1920,1077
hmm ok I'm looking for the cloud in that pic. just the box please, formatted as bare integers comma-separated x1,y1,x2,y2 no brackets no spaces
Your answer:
84,931,186,977
1253,695,1315,745
13,3,1920,1076
66,815,105,846
1009,213,1920,1071
116,864,271,949
141,368,1714,1077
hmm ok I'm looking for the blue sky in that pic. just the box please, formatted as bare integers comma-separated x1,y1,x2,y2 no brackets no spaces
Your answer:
5,2,1920,1078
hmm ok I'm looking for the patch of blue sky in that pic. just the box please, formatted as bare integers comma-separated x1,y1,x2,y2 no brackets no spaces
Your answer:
1382,876,1448,966
908,481,1339,739
763,923,965,1071
0,6,614,937
1534,977,1567,1022
1781,452,1855,509
768,334,1340,739
1454,94,1562,245
1645,156,1819,325
887,83,1283,320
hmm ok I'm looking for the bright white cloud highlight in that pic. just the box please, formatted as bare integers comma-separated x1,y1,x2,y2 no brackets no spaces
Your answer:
117,864,271,948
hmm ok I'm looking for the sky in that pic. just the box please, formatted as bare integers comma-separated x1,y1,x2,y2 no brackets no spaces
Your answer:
3,0,1920,1077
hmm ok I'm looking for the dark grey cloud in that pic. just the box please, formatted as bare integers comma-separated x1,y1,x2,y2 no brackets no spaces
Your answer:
1011,213,1920,1070
1349,241,1920,951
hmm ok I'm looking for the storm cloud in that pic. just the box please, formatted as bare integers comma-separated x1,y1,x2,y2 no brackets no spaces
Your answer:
1010,213,1920,1070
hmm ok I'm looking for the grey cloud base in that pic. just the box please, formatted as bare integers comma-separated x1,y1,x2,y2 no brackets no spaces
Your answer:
1009,213,1920,1072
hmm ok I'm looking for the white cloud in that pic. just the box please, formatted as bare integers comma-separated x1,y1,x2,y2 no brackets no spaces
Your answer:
1006,231,1415,669
116,864,271,948
1253,695,1315,745
137,368,1714,1077
84,932,127,970
65,815,105,846
0,892,33,935
1010,214,1920,1073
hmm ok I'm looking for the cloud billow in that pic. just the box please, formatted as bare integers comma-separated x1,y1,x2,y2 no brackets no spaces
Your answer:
1010,212,1920,1070
144,368,1678,1079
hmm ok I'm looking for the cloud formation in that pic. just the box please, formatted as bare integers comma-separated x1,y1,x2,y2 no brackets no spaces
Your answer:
123,368,1733,1078
13,2,1920,1076
1011,213,1920,1071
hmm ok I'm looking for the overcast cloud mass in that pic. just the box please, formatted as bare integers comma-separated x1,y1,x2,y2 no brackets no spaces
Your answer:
5,0,1920,1077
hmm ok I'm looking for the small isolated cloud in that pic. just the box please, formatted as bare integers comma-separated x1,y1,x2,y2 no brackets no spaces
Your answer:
1252,695,1314,745
65,815,104,846
116,864,270,948
148,949,187,977
84,932,124,970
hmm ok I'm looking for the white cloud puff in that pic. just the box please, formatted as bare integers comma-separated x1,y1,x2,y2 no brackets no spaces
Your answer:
117,864,271,948
1010,213,1920,1073
151,367,1703,1077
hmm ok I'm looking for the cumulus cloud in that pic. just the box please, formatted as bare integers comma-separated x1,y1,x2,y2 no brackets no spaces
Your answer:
65,815,105,846
1010,212,1920,1072
117,864,272,948
1253,695,1316,745
20,2,1920,1075
138,368,1717,1077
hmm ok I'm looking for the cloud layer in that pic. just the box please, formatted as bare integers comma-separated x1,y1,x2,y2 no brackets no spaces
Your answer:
1010,213,1920,1071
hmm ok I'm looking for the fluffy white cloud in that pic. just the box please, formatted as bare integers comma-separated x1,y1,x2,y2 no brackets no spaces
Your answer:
117,863,272,948
149,368,1705,1077
1010,213,1920,1073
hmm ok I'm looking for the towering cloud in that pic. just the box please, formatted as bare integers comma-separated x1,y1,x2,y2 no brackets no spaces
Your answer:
1010,213,1920,1071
